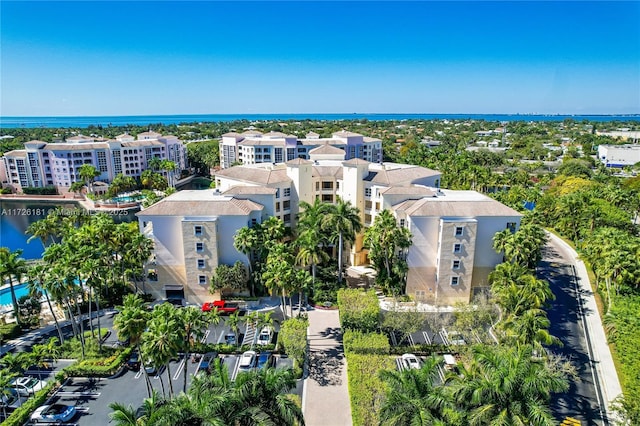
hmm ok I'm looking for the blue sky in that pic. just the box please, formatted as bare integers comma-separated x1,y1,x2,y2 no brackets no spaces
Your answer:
1,1,638,116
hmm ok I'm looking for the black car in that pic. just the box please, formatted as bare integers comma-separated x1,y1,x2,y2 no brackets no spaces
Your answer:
196,351,218,374
126,351,141,371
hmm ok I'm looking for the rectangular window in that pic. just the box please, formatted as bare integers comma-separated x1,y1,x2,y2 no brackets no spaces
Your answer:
196,242,204,252
197,259,205,269
283,200,290,210
365,187,372,197
251,218,257,226
451,276,459,286
452,260,461,269
275,202,280,212
453,243,462,253
283,214,291,223
276,189,280,198
316,182,320,191
194,225,203,236
198,275,207,285
322,181,333,190
506,222,517,233
455,227,464,236
283,188,291,197
322,194,333,202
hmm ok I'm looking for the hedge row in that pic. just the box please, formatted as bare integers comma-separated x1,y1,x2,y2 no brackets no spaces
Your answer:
278,317,308,369
2,381,58,426
63,347,132,377
0,323,22,341
343,330,390,355
346,353,395,426
337,288,380,332
193,342,277,354
22,187,58,195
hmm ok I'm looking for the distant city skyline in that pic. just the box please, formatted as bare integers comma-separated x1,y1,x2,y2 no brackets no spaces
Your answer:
1,1,638,116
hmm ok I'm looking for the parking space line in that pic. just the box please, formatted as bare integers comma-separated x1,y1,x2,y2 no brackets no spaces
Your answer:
408,334,415,347
200,329,210,344
55,391,101,397
173,358,186,380
423,331,431,345
134,370,143,379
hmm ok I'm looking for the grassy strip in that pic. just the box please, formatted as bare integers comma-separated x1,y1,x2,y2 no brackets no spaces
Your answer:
343,330,390,355
1,380,58,426
346,353,395,426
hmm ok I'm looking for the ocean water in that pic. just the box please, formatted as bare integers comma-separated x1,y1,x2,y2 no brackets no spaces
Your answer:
1,113,639,128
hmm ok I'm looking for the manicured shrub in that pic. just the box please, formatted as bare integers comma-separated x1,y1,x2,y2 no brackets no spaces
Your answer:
63,347,132,377
337,288,380,332
278,317,308,369
343,330,390,355
346,353,395,426
22,186,58,195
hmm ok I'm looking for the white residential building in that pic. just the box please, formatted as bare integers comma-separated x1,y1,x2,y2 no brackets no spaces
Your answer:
138,146,521,305
219,130,382,169
1,132,187,192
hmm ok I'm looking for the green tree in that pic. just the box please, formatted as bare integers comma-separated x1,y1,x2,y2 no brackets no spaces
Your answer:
322,197,362,283
177,307,211,393
78,164,101,193
0,248,28,326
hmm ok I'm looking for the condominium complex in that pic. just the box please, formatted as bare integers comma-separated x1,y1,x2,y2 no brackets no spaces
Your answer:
0,132,187,192
138,145,521,306
219,130,382,168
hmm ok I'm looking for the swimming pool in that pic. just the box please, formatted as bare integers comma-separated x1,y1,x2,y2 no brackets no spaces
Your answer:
0,282,31,306
111,194,144,203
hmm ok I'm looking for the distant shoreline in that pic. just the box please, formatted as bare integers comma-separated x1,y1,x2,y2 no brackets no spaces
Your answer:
2,113,639,128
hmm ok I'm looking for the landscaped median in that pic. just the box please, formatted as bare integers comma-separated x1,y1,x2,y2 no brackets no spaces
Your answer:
2,378,60,426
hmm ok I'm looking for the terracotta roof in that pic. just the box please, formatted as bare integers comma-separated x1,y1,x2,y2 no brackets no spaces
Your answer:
286,158,312,166
239,139,286,147
262,131,289,138
137,195,263,217
309,143,346,156
333,131,362,138
393,195,522,218
215,166,291,185
121,140,164,147
45,143,110,151
222,132,243,138
223,186,278,195
312,165,343,178
342,158,370,166
2,149,26,157
380,186,437,196
365,165,439,185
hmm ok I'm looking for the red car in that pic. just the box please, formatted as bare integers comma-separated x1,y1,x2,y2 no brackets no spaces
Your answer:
202,300,240,315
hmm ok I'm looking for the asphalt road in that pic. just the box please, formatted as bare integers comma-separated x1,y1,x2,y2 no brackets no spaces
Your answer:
539,239,606,425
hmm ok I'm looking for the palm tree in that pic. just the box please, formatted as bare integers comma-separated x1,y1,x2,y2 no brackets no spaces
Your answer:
0,248,28,326
450,345,569,426
500,308,561,352
114,294,153,397
78,164,100,194
108,402,142,426
379,356,460,426
233,226,260,296
178,307,211,393
27,263,64,343
142,303,183,397
26,218,57,250
226,311,243,348
322,197,362,283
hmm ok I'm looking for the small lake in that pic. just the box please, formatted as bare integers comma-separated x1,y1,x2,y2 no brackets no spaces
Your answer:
0,199,136,260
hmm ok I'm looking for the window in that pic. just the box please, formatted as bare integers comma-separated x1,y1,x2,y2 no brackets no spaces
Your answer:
275,202,280,212
452,260,461,269
283,188,291,197
316,182,320,191
196,242,204,252
365,187,372,197
455,227,464,236
283,200,290,210
194,225,203,236
283,214,291,222
453,243,462,253
400,219,406,227
276,189,280,198
322,194,333,202
451,277,459,286
198,275,207,285
197,259,205,269
322,181,333,190
506,222,517,233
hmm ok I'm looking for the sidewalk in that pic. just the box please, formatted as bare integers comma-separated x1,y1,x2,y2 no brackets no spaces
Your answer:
547,233,623,420
303,309,352,426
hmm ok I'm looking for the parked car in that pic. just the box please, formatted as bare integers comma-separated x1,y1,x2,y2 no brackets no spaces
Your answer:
10,377,47,397
0,388,24,410
144,360,158,376
443,354,458,371
401,353,420,370
126,351,141,371
224,333,236,345
238,350,257,371
202,300,242,315
197,351,218,374
256,352,274,370
447,330,466,345
257,326,273,346
31,404,77,423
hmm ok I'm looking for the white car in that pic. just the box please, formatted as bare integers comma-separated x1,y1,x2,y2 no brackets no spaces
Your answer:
443,354,457,371
257,326,273,346
10,377,47,397
31,404,77,423
447,331,466,345
401,353,420,370
238,350,257,371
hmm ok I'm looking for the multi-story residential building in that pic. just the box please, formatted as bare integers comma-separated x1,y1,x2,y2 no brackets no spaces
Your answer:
138,146,521,305
1,132,187,192
219,130,382,169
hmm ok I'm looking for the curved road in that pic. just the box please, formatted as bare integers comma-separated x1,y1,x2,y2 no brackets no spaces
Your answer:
539,235,615,425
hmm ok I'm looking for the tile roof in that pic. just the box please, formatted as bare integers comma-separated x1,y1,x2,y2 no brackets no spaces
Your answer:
137,193,263,217
333,131,363,138
312,165,343,178
365,165,439,185
45,143,110,151
215,166,291,185
309,143,346,156
286,158,313,166
393,194,522,218
223,186,278,195
380,186,437,196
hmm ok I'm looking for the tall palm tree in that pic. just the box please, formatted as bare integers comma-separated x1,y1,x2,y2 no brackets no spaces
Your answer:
0,248,28,326
450,345,569,426
108,402,141,426
322,197,362,283
379,356,460,426
233,226,260,296
27,263,64,343
78,164,101,194
114,294,153,397
225,311,243,349
178,307,211,393
26,218,57,250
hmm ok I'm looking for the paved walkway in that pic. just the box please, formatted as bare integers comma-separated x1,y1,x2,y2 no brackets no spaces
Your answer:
548,233,623,421
303,309,352,426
